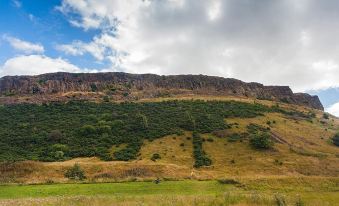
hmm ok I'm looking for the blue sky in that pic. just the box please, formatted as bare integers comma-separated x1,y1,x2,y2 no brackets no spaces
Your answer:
0,0,106,69
0,0,339,115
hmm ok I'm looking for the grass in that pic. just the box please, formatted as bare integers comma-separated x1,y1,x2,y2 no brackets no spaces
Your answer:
0,180,338,205
0,181,231,199
139,132,194,167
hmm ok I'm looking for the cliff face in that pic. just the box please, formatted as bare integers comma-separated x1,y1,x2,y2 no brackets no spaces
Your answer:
0,72,324,110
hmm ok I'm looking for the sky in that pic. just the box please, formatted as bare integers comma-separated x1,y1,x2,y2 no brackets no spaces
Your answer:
0,0,339,116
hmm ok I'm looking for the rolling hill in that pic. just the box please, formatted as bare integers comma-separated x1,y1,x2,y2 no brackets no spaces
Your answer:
0,72,338,205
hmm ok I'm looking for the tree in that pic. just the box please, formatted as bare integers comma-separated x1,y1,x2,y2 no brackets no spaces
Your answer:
51,144,69,161
64,163,86,180
80,125,96,136
250,132,274,150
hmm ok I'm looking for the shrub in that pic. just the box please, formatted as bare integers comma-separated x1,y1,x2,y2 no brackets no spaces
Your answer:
103,96,109,102
217,179,240,185
151,153,161,161
323,113,330,119
250,132,274,150
90,84,98,92
247,124,270,134
80,125,96,136
174,129,184,136
332,133,339,147
227,133,241,142
114,147,140,161
64,163,86,180
274,159,283,165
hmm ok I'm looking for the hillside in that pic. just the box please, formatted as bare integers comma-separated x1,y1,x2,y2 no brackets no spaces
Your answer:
0,93,338,183
1,73,339,205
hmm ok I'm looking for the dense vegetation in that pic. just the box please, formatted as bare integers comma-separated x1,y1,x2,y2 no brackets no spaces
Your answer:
249,132,274,150
64,163,86,180
247,124,274,150
0,100,298,162
192,132,212,168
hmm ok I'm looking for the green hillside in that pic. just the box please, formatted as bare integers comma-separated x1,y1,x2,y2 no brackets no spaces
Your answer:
0,100,301,162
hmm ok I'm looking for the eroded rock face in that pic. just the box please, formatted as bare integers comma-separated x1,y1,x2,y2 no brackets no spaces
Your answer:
0,72,324,110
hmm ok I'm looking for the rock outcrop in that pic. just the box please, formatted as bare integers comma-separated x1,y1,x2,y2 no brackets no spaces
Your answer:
0,72,324,110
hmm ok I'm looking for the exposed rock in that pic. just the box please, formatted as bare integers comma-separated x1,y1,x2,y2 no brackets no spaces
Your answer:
0,72,324,110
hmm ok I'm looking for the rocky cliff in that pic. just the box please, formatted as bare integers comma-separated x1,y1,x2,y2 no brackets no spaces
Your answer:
0,72,324,110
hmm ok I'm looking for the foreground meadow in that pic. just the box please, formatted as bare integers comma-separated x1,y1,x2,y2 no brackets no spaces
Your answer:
0,179,338,206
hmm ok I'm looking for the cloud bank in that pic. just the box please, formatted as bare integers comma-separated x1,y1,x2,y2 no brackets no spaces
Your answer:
0,55,81,77
326,102,339,117
55,0,339,92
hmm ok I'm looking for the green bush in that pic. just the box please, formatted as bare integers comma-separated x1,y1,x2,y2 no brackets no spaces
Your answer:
249,132,274,150
64,163,86,180
90,84,98,92
227,133,241,142
151,153,161,161
332,133,339,147
323,113,330,119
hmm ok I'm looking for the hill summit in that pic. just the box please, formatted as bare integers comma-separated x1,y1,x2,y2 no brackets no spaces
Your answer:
0,72,323,110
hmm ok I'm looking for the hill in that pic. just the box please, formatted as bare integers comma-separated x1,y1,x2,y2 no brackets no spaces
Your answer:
0,73,338,199
1,73,338,205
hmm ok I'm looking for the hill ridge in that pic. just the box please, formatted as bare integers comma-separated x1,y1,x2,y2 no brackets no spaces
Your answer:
0,72,323,110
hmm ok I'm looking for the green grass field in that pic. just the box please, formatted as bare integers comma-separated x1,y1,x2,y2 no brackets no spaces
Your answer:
0,181,231,199
0,180,338,206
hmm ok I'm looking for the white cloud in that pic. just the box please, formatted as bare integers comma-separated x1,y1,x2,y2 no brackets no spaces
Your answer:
0,55,82,77
326,102,339,117
207,0,222,21
55,33,124,63
57,0,339,92
56,42,86,56
3,35,44,54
